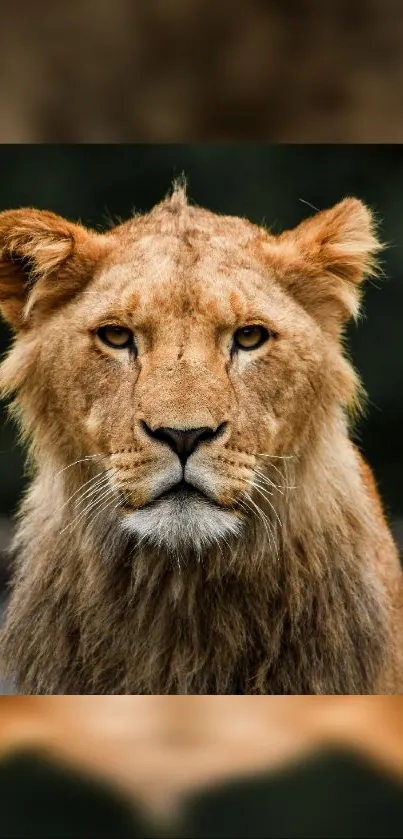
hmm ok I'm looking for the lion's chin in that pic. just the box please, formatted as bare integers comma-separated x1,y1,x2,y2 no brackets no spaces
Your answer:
120,492,242,556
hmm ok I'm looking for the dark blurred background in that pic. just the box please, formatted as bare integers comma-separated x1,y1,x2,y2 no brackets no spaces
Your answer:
0,145,402,662
1,0,403,142
3,697,403,837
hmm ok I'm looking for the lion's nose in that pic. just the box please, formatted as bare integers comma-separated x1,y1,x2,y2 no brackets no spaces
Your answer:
141,422,226,465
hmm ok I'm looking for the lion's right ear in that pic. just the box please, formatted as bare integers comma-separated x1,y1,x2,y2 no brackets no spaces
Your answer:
0,209,105,329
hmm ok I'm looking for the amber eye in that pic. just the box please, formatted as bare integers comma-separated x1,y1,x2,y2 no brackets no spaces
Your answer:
97,325,134,350
233,325,270,351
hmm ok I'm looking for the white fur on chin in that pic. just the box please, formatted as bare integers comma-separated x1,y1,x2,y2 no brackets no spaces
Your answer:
121,493,242,555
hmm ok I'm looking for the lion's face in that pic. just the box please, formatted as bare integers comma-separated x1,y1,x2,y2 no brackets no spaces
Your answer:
44,229,326,553
0,189,380,554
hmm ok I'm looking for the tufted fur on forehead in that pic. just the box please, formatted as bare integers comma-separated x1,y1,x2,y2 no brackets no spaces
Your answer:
113,183,262,253
0,187,402,696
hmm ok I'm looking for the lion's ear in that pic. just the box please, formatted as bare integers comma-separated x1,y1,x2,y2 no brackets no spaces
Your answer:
0,209,104,329
275,198,383,335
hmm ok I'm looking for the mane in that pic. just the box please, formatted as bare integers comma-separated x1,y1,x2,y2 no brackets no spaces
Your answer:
0,408,388,695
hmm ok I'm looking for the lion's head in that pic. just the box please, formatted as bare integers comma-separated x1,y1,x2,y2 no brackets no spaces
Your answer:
0,185,380,557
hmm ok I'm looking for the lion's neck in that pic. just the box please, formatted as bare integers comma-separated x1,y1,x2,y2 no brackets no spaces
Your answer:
2,426,390,694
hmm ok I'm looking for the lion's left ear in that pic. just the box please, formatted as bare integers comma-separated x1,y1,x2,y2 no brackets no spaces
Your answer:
0,209,105,330
273,198,383,334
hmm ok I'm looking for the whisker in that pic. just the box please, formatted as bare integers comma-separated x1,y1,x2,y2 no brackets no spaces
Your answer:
60,472,106,512
245,497,278,559
86,494,123,534
77,484,116,520
72,473,112,510
233,474,281,559
243,490,276,550
255,463,287,489
250,479,283,532
226,494,271,568
55,455,103,477
252,467,277,493
213,527,232,562
70,475,110,513
255,463,297,489
255,453,295,460
59,483,114,535
75,489,119,535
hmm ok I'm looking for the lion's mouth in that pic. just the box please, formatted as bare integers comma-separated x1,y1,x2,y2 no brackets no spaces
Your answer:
152,479,215,507
121,479,214,513
156,479,204,501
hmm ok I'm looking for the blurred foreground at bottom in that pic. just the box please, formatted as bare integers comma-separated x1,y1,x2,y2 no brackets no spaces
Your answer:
1,697,403,838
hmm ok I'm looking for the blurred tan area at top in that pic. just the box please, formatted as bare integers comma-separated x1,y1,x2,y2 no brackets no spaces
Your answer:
1,697,403,817
1,0,403,142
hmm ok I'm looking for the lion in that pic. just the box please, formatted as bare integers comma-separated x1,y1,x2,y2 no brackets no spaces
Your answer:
0,184,402,694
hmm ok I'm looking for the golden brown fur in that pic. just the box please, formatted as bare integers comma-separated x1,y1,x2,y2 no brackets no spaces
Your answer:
0,185,402,694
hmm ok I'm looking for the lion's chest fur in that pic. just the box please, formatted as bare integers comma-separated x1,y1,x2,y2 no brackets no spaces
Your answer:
0,439,399,695
0,516,389,695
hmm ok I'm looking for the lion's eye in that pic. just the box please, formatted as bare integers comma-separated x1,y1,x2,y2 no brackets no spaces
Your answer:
233,325,270,351
97,325,134,349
